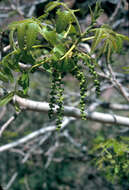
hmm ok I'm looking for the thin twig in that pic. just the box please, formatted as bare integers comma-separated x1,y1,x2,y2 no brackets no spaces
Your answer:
0,112,20,137
0,118,74,153
0,106,6,120
4,172,18,190
109,0,121,22
107,64,129,102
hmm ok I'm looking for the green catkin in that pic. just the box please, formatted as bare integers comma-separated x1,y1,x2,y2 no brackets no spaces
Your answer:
56,72,64,130
48,67,64,129
49,57,99,128
71,66,87,120
85,59,100,97
48,68,58,119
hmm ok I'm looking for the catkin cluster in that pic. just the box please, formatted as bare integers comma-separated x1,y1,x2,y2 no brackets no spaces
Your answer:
85,59,100,97
48,67,64,129
48,56,101,130
71,66,87,120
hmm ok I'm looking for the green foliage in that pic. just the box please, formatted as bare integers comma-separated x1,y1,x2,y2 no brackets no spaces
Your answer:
89,1,103,25
9,19,41,50
0,92,14,106
56,9,75,33
0,70,9,82
18,72,29,95
0,1,129,130
90,25,129,62
91,136,129,183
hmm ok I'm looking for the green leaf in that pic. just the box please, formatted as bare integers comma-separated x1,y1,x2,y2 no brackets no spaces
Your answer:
91,28,103,53
45,1,61,12
53,44,66,57
15,90,29,98
56,9,74,33
9,29,16,49
17,23,27,49
10,50,21,71
90,25,129,61
68,24,76,35
0,69,9,82
0,92,14,106
26,22,40,49
8,19,33,29
116,33,129,42
3,66,14,82
18,72,29,95
114,167,119,174
89,2,103,24
40,27,58,46
20,50,35,65
115,36,123,53
61,57,75,72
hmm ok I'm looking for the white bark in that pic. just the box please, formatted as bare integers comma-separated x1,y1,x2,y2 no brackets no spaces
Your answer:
13,95,129,126
0,126,55,152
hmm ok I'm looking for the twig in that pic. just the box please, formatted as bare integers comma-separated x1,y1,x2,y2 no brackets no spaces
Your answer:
0,126,56,152
24,176,31,190
107,64,129,102
45,141,59,168
0,117,74,153
8,0,24,16
4,172,17,190
0,112,20,137
109,0,121,22
21,133,51,163
63,130,87,151
0,107,6,120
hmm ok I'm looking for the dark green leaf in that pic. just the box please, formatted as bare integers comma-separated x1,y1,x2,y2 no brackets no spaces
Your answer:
0,70,9,82
15,90,29,98
18,72,29,95
41,27,58,46
20,50,35,65
56,9,74,33
3,66,14,82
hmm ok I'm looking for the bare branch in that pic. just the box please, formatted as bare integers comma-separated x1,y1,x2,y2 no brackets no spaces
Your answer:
109,0,121,22
0,106,6,120
0,112,20,137
0,126,55,152
5,172,18,190
107,64,129,102
0,117,73,152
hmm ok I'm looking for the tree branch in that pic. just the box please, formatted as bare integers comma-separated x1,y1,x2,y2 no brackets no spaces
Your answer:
13,95,129,126
0,117,73,152
0,125,55,152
